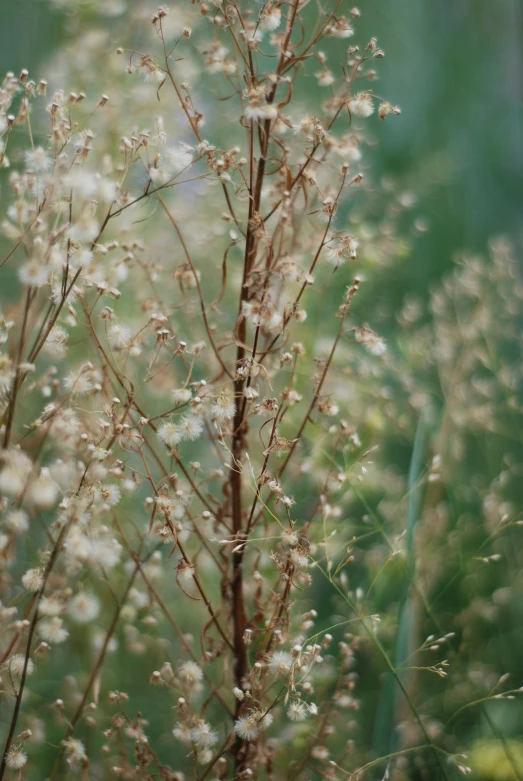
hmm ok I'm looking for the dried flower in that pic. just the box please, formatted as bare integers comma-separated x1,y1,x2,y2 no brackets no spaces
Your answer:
68,593,100,623
348,92,375,118
234,714,260,741
6,747,27,769
7,654,34,679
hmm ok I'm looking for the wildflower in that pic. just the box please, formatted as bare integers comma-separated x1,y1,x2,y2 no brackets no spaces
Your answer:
164,145,193,175
242,23,264,48
25,146,51,171
244,386,259,400
177,560,195,581
92,631,118,653
211,395,236,421
234,714,260,741
348,92,375,118
7,654,34,679
69,245,93,268
98,176,118,202
276,258,303,283
99,484,121,506
22,568,44,592
268,479,283,495
39,617,69,644
128,587,148,611
68,593,100,623
260,4,281,30
378,101,401,120
317,197,336,223
349,431,361,447
191,722,218,747
204,43,230,73
287,700,308,721
341,235,359,259
329,16,354,37
318,399,339,416
178,661,203,686
326,245,346,269
253,397,278,417
19,260,49,288
281,528,299,546
172,388,192,403
245,100,277,122
354,324,387,356
91,447,110,462
5,509,29,535
43,326,69,357
149,164,169,185
6,747,27,769
89,534,122,570
333,134,362,161
108,323,132,349
0,314,10,345
317,70,335,87
39,597,63,617
269,651,294,676
259,711,274,730
26,468,60,510
290,549,309,569
0,451,33,497
125,724,145,740
178,413,204,441
242,299,283,333
63,368,93,397
173,723,193,744
63,738,87,765
157,421,182,447
197,748,213,765
68,215,99,243
137,54,166,85
263,436,297,457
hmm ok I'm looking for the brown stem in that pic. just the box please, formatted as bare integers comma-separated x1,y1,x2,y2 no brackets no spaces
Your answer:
3,289,33,449
0,595,37,666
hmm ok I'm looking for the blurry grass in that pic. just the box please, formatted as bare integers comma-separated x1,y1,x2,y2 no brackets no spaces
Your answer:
314,557,450,780
372,412,426,761
470,740,523,781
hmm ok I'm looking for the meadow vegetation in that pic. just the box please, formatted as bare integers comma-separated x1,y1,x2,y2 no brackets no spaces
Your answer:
0,2,522,780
